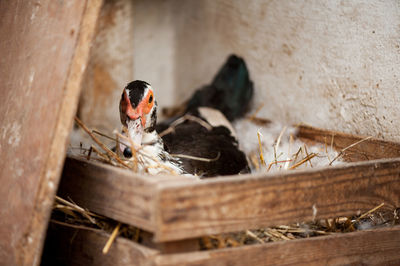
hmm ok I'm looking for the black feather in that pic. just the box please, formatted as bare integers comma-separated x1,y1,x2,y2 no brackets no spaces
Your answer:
126,80,149,108
159,121,249,177
185,54,254,121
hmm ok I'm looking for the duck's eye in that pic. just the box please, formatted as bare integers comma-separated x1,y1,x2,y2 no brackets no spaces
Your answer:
123,147,132,158
149,95,153,103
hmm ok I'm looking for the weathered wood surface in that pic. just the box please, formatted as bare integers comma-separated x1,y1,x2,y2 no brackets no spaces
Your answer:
58,156,192,232
41,222,158,266
42,223,400,266
154,226,400,266
155,158,400,241
0,0,101,265
59,155,400,243
59,157,157,232
298,125,400,162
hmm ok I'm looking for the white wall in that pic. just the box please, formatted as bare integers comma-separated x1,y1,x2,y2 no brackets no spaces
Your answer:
80,0,400,141
133,0,400,140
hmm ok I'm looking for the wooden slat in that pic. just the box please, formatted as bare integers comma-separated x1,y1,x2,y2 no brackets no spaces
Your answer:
41,223,158,266
60,156,400,243
42,223,400,266
59,157,157,231
154,226,400,266
0,1,101,265
154,158,400,241
298,125,400,161
58,156,193,232
58,127,400,242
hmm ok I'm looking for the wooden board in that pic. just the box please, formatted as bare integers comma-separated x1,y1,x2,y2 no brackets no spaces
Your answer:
0,0,102,265
58,157,159,232
59,152,400,243
154,226,400,266
58,126,400,242
42,223,400,266
298,125,400,162
58,157,192,232
41,222,158,266
155,157,400,241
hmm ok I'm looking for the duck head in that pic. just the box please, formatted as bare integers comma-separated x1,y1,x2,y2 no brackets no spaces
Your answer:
119,80,157,147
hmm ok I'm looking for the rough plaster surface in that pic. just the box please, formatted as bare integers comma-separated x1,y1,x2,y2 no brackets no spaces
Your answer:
131,0,400,140
79,0,134,132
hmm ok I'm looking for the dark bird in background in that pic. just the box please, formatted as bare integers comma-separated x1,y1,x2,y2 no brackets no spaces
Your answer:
119,54,253,177
185,54,254,121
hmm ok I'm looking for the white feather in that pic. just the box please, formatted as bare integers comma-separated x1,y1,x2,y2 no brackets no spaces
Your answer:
233,119,343,173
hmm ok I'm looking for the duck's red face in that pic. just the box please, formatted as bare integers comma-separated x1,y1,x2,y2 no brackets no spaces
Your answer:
120,80,157,147
120,88,154,128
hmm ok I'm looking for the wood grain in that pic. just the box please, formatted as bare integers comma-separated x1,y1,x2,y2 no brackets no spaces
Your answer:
298,125,400,162
155,158,400,241
154,226,400,266
24,1,103,265
0,0,101,265
42,222,158,266
59,157,157,231
42,222,400,266
59,155,400,243
58,156,193,232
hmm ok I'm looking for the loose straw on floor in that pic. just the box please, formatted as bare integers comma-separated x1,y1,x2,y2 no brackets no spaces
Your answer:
102,223,121,254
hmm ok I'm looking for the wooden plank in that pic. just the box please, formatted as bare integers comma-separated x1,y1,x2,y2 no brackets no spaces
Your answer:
41,222,158,266
58,156,193,232
154,158,400,241
42,222,400,266
298,125,400,162
0,1,101,265
60,156,400,243
58,157,157,232
154,226,400,266
140,231,200,254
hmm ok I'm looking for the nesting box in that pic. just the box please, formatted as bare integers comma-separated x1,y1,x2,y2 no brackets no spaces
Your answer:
2,0,400,265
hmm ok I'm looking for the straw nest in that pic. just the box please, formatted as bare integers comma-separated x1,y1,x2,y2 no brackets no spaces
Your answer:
57,113,399,253
51,196,399,253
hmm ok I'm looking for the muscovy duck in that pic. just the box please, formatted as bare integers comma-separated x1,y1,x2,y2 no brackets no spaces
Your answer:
118,80,184,175
119,80,250,177
185,54,254,121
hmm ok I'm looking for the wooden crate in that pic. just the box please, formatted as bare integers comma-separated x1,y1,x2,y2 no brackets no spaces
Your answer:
28,0,400,265
42,125,400,265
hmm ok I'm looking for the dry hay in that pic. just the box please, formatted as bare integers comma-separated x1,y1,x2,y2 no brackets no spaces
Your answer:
70,117,217,176
51,196,399,252
60,114,398,253
200,203,400,250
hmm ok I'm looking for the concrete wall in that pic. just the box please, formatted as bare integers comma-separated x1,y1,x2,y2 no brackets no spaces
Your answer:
80,0,400,140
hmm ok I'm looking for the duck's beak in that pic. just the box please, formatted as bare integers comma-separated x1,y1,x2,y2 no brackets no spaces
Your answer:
126,117,143,148
122,90,147,128
120,91,146,148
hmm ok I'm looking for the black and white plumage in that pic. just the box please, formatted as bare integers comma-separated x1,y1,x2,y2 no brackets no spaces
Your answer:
119,81,184,175
119,80,249,177
157,109,250,177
